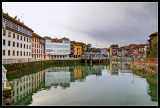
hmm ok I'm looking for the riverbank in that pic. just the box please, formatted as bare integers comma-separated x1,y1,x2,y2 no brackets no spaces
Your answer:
3,59,81,74
130,60,158,75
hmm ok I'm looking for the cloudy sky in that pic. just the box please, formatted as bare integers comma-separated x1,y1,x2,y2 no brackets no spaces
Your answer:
2,2,158,48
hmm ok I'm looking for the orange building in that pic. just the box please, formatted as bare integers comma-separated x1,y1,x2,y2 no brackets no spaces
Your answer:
32,33,45,60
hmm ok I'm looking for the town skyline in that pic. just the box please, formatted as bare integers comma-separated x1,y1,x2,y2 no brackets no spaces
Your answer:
2,2,158,48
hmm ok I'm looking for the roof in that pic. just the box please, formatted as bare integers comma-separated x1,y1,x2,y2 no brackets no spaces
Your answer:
110,44,118,47
51,38,62,43
138,44,148,46
33,33,44,39
74,42,83,46
61,37,69,40
149,32,158,37
3,12,34,32
43,36,52,40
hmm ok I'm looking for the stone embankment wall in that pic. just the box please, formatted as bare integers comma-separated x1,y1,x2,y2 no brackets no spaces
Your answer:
130,61,158,75
3,59,81,73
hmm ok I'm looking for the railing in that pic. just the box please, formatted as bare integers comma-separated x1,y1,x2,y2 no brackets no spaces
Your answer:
2,58,81,64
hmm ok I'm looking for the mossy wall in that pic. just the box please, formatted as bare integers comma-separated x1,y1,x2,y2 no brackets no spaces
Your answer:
3,59,81,73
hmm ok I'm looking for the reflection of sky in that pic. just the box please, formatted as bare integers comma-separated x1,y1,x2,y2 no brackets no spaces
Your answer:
29,63,157,106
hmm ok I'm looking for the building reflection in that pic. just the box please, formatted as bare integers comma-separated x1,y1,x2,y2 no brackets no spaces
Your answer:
45,71,71,89
118,61,132,73
9,70,44,105
109,61,118,75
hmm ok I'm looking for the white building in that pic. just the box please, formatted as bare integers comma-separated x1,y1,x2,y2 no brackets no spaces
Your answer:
2,12,34,64
43,37,71,59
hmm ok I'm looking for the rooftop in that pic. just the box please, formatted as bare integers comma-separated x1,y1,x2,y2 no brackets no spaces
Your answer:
3,12,34,32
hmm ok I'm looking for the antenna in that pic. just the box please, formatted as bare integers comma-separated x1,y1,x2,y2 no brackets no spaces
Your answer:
20,13,23,23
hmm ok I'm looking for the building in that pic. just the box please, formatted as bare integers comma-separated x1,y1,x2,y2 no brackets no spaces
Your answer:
110,44,119,58
43,37,70,59
99,48,110,58
2,12,34,64
73,42,83,58
133,44,148,58
69,41,75,58
128,44,137,57
31,33,45,60
138,44,149,58
148,32,158,50
133,45,139,58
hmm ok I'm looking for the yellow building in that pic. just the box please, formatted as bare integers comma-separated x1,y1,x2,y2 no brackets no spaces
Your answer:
110,44,118,57
73,66,82,80
74,42,83,58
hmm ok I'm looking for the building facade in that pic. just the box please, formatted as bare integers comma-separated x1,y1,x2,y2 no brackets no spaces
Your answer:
43,37,70,59
148,32,158,50
2,12,33,64
31,33,45,60
74,42,83,58
110,44,119,58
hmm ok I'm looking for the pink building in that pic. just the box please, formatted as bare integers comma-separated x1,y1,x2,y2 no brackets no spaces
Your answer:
31,33,45,60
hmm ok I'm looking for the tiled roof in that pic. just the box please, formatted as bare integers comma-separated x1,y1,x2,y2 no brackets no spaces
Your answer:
51,38,62,43
43,36,52,39
61,37,69,40
33,33,44,39
149,32,158,37
3,12,34,32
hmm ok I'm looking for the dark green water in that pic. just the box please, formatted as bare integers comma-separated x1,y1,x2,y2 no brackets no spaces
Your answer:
7,61,158,106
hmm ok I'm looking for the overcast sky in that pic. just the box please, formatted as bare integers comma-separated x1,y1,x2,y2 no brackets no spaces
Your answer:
2,2,158,48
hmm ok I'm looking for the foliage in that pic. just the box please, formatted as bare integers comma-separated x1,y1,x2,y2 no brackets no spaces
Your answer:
147,42,158,58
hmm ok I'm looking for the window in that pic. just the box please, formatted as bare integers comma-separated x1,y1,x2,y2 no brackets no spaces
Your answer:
37,44,38,48
20,51,22,56
35,43,36,47
24,37,25,41
24,52,25,56
17,42,19,47
27,52,28,56
13,33,15,39
8,40,11,46
21,43,22,48
27,45,28,49
3,50,5,56
13,42,15,47
24,44,25,49
27,38,28,42
8,32,11,37
29,45,31,49
3,39,5,46
29,39,31,43
29,52,31,56
13,50,15,56
17,51,19,56
3,30,6,36
8,50,10,56
17,35,19,40
21,36,23,40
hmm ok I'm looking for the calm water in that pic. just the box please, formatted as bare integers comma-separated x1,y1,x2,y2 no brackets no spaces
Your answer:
6,61,158,106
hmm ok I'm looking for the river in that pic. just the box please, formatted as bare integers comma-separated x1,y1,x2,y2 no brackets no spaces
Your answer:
6,61,158,106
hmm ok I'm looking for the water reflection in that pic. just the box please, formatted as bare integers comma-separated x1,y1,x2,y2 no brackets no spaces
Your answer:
132,70,158,102
6,61,158,105
9,70,45,105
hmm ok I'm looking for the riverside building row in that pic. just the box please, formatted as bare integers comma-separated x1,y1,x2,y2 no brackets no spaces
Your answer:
2,12,158,64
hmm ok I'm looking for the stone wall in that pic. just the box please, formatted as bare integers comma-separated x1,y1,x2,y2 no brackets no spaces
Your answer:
130,62,158,74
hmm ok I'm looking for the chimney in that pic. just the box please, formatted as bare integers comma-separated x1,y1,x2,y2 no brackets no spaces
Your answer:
14,16,17,19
